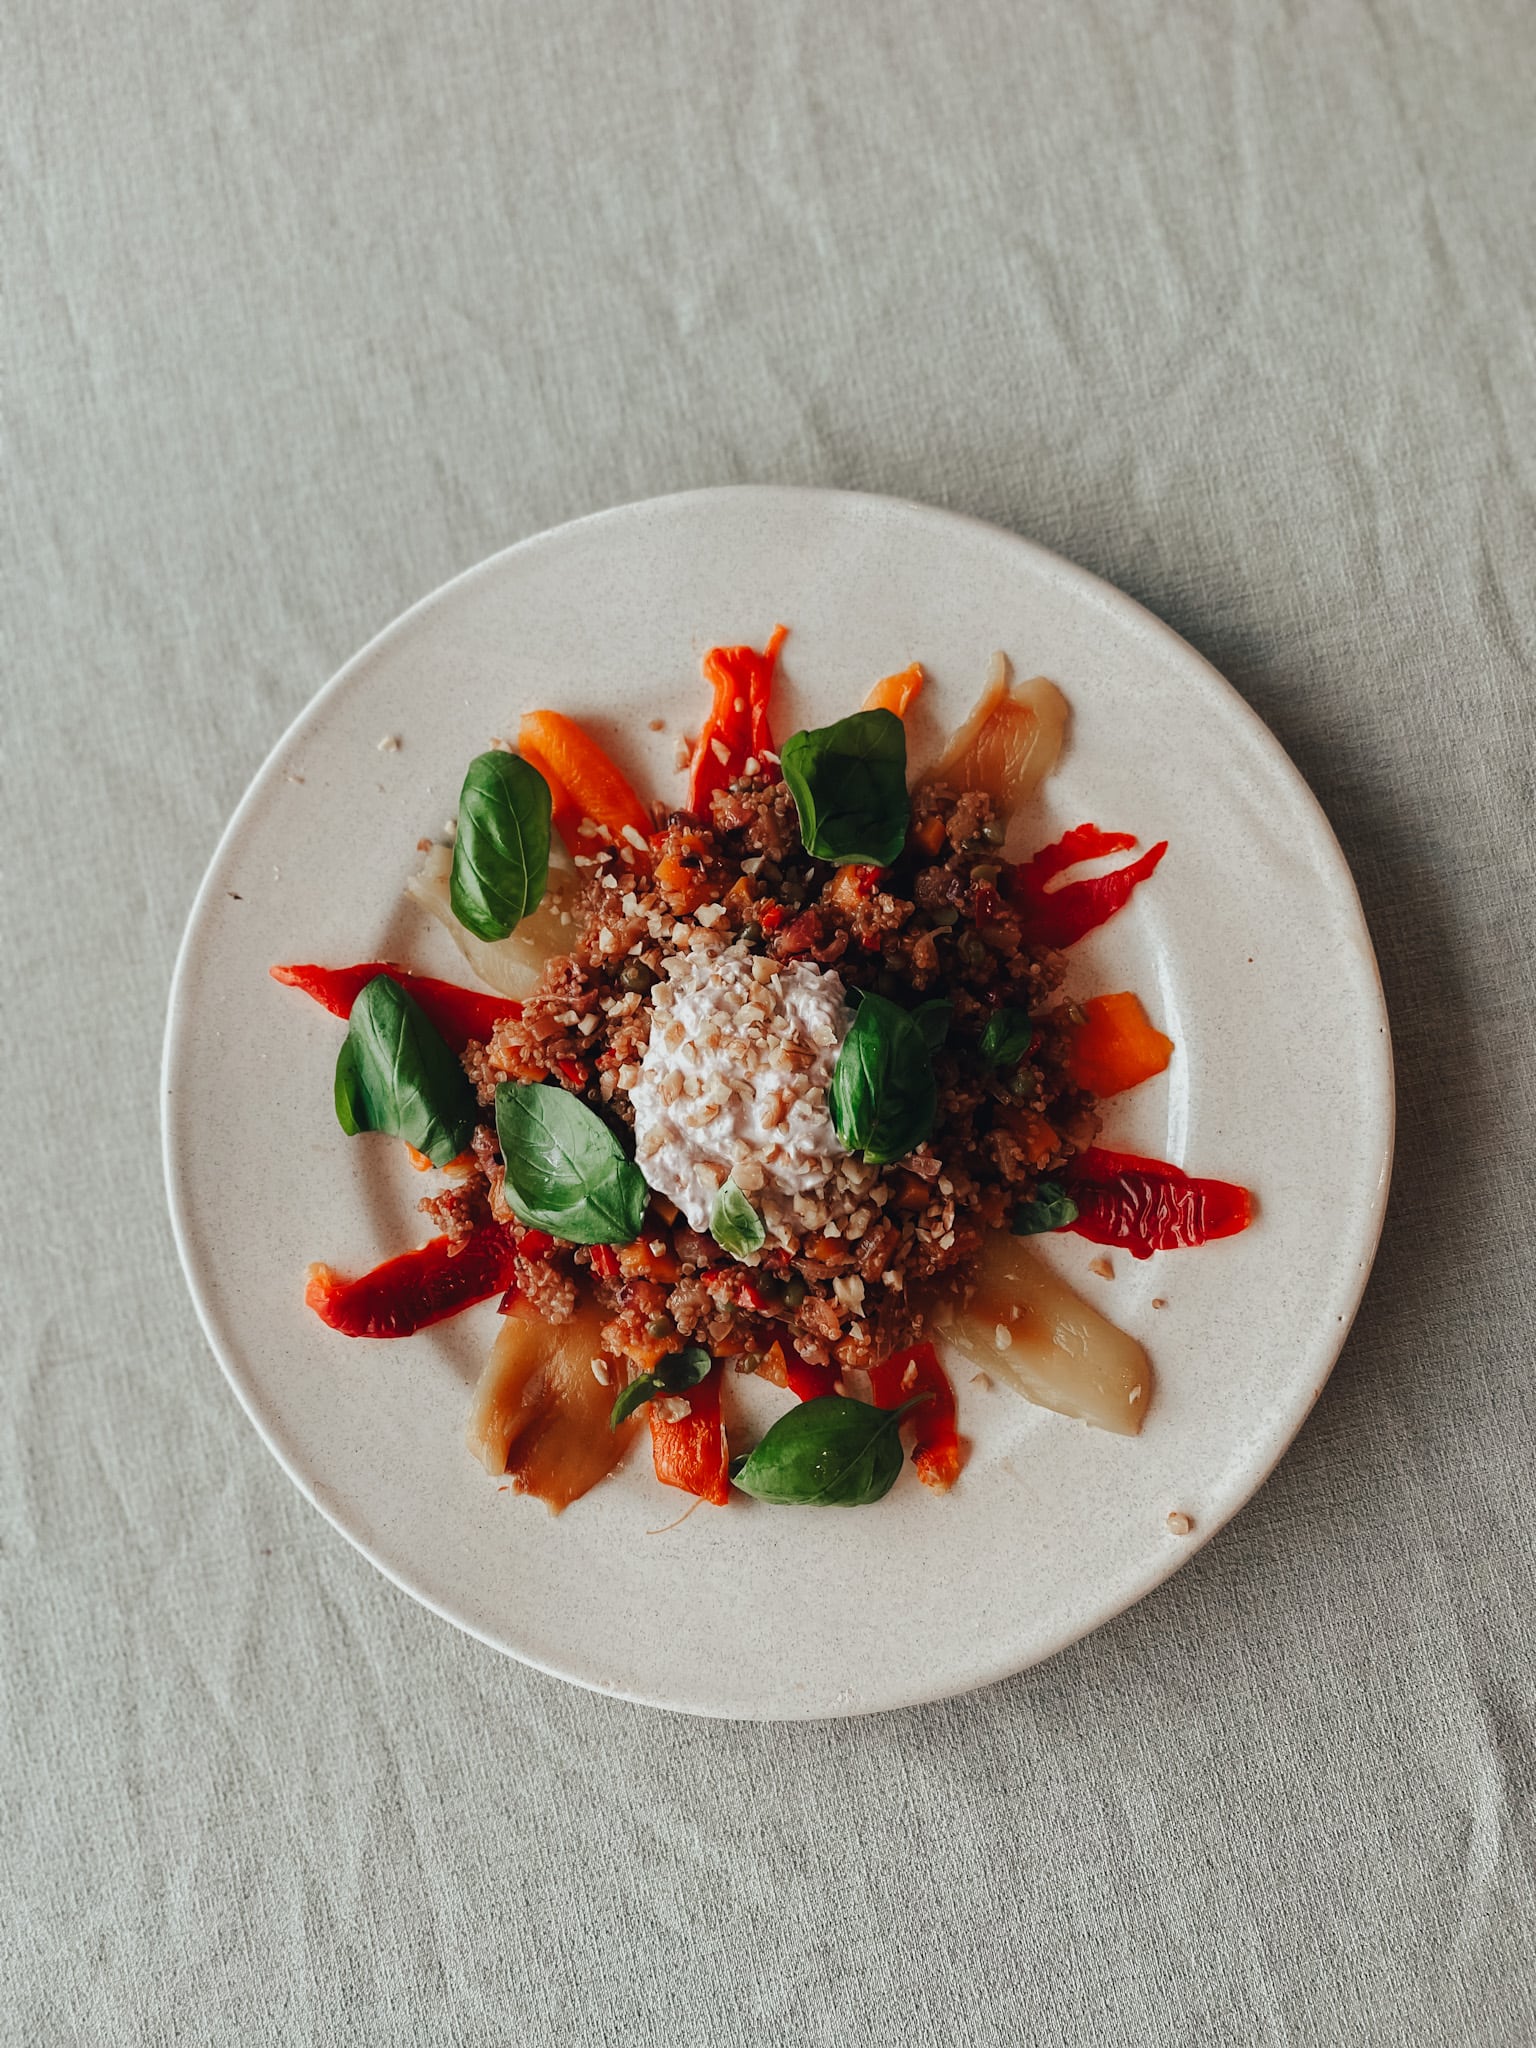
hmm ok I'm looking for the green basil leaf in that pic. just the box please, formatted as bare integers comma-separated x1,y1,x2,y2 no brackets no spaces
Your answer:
334,974,478,1165
494,1081,648,1245
333,1036,368,1135
609,1345,712,1428
980,1006,1034,1068
450,751,552,941
829,990,937,1164
780,709,909,866
730,1394,931,1506
1012,1181,1079,1235
912,999,952,1052
711,1183,766,1259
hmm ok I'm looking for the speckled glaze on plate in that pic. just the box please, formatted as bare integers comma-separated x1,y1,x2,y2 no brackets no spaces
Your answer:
162,488,1393,1719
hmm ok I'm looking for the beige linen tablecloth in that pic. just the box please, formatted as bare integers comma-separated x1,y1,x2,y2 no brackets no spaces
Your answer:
5,2,1534,2041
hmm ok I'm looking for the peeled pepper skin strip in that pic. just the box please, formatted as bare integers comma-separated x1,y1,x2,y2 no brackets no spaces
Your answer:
516,710,652,853
867,1341,966,1492
687,628,787,814
1062,1148,1253,1259
1011,825,1168,948
271,961,517,1054
305,1225,520,1337
1061,991,1174,1098
649,1361,731,1505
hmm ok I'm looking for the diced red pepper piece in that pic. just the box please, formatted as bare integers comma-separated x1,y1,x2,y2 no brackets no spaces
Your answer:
271,962,517,1053
687,628,787,814
1062,1147,1253,1258
649,1362,730,1505
1010,825,1168,948
588,1244,621,1283
868,1341,966,1491
305,1225,520,1337
785,1357,838,1403
554,1058,588,1089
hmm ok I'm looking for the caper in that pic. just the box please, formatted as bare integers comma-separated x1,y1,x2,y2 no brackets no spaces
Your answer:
929,906,960,928
740,922,764,948
619,960,658,993
958,932,989,967
969,864,1000,886
982,817,1006,846
781,1275,807,1308
646,1315,672,1338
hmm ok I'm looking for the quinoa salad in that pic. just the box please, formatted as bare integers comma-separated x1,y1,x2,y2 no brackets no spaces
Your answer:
278,631,1252,1514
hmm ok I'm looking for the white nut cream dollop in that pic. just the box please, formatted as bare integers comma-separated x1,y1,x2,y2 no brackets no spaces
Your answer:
627,943,851,1243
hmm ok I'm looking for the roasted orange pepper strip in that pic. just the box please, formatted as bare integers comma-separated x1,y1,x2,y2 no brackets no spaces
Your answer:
649,1361,730,1504
687,628,787,814
1062,992,1174,1097
517,710,652,855
861,662,923,717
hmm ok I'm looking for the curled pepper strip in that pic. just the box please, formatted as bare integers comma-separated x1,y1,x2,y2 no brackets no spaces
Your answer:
271,962,517,1054
516,710,653,857
1062,1148,1253,1258
305,1225,520,1337
687,627,787,815
1011,824,1168,948
649,1361,730,1505
867,1341,966,1492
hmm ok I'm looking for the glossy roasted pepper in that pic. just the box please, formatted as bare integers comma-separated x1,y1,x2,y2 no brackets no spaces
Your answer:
686,628,787,815
305,1225,520,1337
1011,824,1168,949
1063,1148,1252,1258
649,1361,730,1505
270,961,516,1054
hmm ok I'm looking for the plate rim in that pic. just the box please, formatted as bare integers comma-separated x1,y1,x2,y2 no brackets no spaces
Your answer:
162,483,1395,1716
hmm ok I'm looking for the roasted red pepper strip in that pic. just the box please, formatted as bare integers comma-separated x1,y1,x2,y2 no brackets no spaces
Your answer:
271,962,517,1054
785,1357,838,1403
1011,825,1168,948
687,627,787,815
868,1341,966,1491
306,1225,520,1337
649,1361,730,1504
1063,1148,1253,1259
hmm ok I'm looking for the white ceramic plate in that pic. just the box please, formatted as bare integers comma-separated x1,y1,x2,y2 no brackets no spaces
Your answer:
163,487,1392,1718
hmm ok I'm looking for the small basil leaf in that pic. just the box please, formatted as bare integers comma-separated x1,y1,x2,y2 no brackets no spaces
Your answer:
495,1081,648,1245
450,751,552,942
1012,1181,1079,1235
333,1036,369,1136
829,990,937,1164
980,1007,1034,1068
335,974,478,1165
711,1183,766,1258
730,1394,931,1507
780,709,909,866
912,1000,952,1053
609,1346,712,1428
